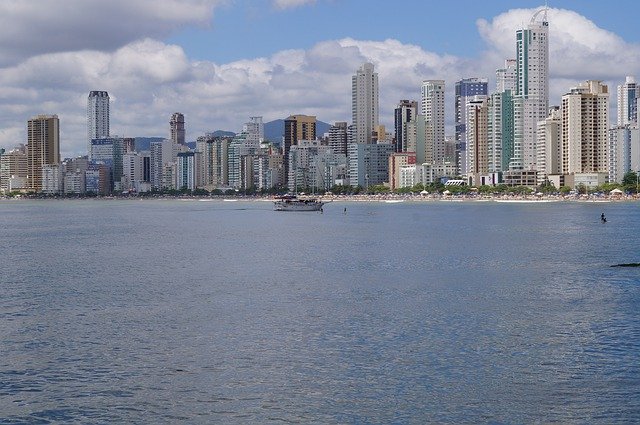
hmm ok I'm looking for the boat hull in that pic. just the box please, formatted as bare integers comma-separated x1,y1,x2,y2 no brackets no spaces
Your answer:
274,199,324,211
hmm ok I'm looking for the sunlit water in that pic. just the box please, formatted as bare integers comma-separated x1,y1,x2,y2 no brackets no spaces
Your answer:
1,199,640,423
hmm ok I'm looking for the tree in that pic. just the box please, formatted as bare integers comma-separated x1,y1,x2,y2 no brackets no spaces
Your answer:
559,185,572,195
622,171,639,193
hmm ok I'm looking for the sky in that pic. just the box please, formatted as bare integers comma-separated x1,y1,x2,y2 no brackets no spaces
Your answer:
1,0,640,158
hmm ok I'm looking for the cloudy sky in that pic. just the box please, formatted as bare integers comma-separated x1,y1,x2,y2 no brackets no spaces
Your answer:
1,0,640,158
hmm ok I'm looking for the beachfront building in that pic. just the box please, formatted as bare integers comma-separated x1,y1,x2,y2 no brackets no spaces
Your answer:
394,100,418,152
455,78,488,174
27,114,60,192
508,8,549,184
421,80,446,164
87,91,109,159
42,164,63,194
389,152,416,191
0,145,28,193
465,96,489,185
536,106,562,185
90,137,126,191
609,125,640,184
284,115,316,179
287,140,331,192
617,76,637,126
347,142,394,188
329,122,348,156
352,63,379,144
176,151,201,191
85,163,110,195
487,90,515,174
561,80,609,184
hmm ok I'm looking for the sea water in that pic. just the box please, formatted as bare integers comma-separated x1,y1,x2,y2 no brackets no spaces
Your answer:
1,199,639,423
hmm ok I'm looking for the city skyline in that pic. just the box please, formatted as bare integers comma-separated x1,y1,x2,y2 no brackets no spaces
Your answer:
1,1,640,158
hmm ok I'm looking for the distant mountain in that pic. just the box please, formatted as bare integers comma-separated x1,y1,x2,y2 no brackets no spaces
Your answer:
263,119,332,145
210,130,236,137
134,137,164,152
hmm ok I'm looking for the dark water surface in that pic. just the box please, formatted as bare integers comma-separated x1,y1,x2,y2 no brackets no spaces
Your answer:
1,199,640,423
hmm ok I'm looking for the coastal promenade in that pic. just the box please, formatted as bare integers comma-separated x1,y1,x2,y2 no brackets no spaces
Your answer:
1,192,637,203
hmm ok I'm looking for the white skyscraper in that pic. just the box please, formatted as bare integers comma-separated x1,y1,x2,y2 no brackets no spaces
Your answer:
512,9,549,171
351,63,379,144
421,80,446,163
496,59,517,93
243,116,264,146
617,76,637,126
87,91,110,158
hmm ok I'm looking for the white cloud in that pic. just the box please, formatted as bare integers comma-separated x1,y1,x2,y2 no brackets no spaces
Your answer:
0,0,223,66
272,0,316,10
1,6,639,158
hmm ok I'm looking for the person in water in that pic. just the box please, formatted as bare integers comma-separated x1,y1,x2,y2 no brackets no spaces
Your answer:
601,212,607,223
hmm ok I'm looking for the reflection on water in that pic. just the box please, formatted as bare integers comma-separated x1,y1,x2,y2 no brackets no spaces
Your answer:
1,199,639,423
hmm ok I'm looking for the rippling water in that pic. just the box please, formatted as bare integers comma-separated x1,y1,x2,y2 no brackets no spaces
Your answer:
1,199,640,423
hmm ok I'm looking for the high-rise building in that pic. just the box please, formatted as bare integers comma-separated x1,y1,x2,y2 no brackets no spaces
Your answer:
87,91,110,158
90,137,125,191
176,151,201,190
287,140,331,192
347,142,394,188
283,115,316,180
513,9,549,171
388,152,416,190
42,164,63,194
487,90,515,173
617,76,637,126
394,100,417,152
243,116,264,146
561,80,609,175
27,114,60,192
329,122,348,156
421,80,446,164
496,59,517,93
351,63,379,144
609,126,640,184
465,96,489,183
170,112,186,145
0,145,28,193
455,78,488,173
536,106,562,183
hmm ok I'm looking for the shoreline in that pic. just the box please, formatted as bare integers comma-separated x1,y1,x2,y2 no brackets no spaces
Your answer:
1,193,637,203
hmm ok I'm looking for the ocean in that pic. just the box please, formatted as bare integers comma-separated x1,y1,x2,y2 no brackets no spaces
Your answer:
1,199,639,423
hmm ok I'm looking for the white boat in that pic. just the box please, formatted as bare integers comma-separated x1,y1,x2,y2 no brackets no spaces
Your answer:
274,195,324,211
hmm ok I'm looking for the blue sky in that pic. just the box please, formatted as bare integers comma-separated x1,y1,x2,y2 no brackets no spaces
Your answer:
167,0,640,63
1,0,640,156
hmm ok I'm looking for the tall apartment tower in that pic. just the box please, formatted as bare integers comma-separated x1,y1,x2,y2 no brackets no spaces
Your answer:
536,106,562,182
561,80,609,175
617,76,637,126
170,112,186,145
283,115,316,179
421,80,446,164
27,115,60,192
394,100,417,153
512,9,549,171
455,78,488,173
351,63,379,144
465,96,489,181
496,59,517,93
243,116,264,146
87,91,110,158
329,122,348,156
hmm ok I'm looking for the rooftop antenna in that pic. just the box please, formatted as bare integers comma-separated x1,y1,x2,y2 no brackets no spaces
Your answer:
531,2,549,25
